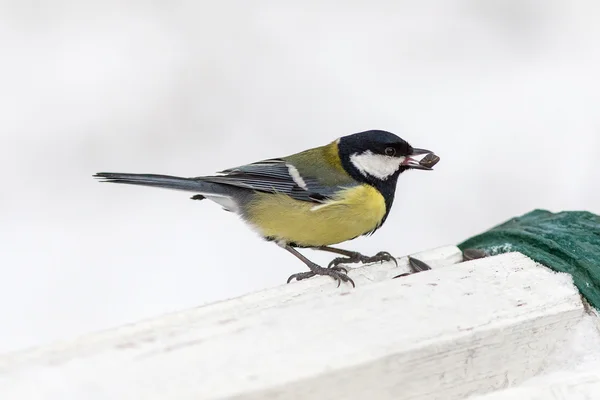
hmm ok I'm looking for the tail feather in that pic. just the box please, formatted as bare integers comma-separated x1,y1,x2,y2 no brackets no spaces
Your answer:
94,172,248,213
94,172,206,192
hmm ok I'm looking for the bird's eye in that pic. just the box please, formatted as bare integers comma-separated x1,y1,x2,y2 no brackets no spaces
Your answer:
384,147,396,156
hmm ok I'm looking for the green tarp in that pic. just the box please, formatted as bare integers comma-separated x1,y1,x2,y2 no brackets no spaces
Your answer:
459,209,600,310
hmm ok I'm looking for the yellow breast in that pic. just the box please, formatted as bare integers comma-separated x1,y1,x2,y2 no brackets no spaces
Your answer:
245,185,387,247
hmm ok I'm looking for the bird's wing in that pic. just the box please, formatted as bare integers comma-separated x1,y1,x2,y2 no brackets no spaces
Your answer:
199,159,353,203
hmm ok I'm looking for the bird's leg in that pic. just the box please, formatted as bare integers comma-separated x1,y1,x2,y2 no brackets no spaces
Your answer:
284,245,355,288
314,246,398,269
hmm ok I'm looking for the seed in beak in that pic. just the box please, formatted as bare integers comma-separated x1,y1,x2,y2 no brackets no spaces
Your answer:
419,153,440,169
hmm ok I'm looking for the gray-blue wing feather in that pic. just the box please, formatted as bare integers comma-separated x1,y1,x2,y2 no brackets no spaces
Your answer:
199,159,350,203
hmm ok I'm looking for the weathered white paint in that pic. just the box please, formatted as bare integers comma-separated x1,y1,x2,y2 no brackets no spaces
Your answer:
0,251,587,400
471,364,600,400
591,306,600,333
0,245,462,370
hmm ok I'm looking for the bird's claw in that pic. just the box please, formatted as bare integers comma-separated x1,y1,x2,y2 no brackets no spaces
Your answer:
287,271,316,283
287,265,355,288
327,250,398,269
330,265,349,273
370,251,399,267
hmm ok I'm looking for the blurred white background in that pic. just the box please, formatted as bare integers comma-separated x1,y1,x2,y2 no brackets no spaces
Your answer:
1,0,599,353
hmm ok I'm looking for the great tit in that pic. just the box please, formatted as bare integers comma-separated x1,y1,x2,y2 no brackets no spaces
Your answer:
94,130,438,287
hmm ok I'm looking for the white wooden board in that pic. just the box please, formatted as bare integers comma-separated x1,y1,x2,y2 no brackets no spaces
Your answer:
471,364,600,400
0,251,586,400
0,245,463,371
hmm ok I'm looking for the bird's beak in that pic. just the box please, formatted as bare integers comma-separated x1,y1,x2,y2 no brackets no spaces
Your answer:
401,148,439,170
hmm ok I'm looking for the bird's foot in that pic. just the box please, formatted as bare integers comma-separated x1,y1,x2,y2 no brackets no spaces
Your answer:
327,251,398,269
287,264,355,288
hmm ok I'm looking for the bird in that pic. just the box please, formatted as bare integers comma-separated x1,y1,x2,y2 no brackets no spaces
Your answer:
94,129,438,287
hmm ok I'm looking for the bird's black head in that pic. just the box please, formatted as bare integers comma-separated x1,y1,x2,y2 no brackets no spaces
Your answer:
337,130,433,184
337,130,436,227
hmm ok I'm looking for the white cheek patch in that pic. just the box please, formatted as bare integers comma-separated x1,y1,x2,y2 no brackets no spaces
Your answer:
350,151,404,180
